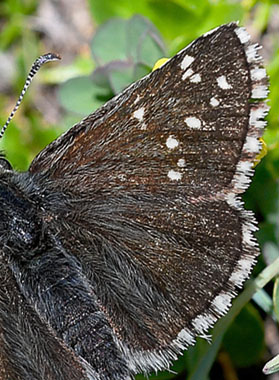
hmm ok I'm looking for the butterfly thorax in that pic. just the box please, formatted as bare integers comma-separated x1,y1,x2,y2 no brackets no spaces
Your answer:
0,166,43,258
0,163,131,380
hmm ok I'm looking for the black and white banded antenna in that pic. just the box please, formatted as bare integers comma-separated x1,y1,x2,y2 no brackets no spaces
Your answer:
0,53,61,140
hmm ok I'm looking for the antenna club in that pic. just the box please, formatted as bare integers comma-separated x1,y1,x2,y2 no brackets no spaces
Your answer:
33,53,61,70
0,53,61,140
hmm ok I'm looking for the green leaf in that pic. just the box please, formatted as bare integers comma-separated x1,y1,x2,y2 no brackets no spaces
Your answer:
267,48,279,132
263,242,279,264
273,277,279,322
92,61,138,94
223,304,264,367
0,122,29,170
107,61,135,94
185,338,212,376
91,18,128,64
87,0,150,24
252,288,273,314
126,15,166,66
58,76,109,115
87,0,245,54
134,62,151,81
145,0,199,41
89,15,165,96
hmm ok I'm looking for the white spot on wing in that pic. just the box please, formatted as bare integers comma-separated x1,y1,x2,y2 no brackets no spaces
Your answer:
185,117,201,129
182,68,194,80
166,136,179,149
134,95,141,104
133,107,145,122
168,170,182,181
190,73,201,83
180,55,194,70
177,158,186,167
210,97,219,107
217,75,232,89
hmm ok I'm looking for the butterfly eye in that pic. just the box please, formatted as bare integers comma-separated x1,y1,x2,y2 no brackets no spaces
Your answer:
0,158,12,171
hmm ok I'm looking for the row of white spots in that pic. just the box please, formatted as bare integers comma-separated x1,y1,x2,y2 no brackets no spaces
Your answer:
133,109,186,182
182,70,201,83
181,58,234,91
180,56,202,83
165,136,185,181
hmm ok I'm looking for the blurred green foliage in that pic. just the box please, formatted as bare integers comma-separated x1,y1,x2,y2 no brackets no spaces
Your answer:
59,15,166,115
0,0,279,379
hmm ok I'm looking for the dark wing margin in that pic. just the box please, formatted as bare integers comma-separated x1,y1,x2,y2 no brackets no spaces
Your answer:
28,23,268,375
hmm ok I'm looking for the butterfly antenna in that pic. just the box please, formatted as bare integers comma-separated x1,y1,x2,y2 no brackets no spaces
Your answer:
0,53,61,140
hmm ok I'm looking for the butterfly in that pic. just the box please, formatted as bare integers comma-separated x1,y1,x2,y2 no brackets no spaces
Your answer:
0,22,268,380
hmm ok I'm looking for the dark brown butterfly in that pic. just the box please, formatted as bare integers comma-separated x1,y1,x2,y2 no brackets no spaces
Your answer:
0,23,268,380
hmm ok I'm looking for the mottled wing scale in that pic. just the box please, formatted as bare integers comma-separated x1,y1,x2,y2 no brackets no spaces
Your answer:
29,23,268,374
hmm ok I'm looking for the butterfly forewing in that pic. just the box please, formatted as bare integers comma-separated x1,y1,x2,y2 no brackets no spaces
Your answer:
26,23,268,374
